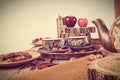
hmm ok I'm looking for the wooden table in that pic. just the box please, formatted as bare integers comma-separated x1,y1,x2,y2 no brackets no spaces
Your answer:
0,45,106,80
0,48,93,80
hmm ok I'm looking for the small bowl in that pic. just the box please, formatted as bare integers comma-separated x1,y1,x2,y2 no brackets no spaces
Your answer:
67,36,88,47
42,38,65,51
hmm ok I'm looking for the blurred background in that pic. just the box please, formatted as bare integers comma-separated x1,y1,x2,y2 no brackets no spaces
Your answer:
0,0,115,54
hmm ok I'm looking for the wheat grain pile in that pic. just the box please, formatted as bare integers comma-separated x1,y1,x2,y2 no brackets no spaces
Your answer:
10,56,90,80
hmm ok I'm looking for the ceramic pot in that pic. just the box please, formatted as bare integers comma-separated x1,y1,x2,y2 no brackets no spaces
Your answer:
92,19,117,52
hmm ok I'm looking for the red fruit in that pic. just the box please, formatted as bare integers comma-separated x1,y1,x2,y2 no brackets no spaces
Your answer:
64,16,77,27
32,38,39,43
78,18,88,27
39,38,43,40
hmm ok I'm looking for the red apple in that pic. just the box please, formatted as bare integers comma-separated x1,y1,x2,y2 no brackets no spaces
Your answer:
78,18,88,27
63,16,77,27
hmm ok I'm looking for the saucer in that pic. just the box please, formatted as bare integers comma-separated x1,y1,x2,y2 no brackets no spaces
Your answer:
39,48,70,53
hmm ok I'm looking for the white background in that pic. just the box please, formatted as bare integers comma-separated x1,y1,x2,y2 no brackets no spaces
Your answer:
0,0,115,54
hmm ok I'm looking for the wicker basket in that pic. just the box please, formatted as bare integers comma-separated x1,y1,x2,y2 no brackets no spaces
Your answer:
109,16,120,52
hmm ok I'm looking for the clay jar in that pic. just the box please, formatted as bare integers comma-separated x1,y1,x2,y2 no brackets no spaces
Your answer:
63,16,77,27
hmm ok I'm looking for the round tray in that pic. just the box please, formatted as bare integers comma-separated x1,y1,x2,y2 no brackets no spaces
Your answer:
0,51,40,67
40,50,101,60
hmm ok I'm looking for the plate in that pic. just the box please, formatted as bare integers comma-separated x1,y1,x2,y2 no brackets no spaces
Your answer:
0,51,40,67
42,50,101,55
39,48,70,53
31,42,43,46
40,50,101,60
70,44,94,51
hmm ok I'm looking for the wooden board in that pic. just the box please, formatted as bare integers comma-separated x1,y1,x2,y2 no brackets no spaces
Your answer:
88,54,120,80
